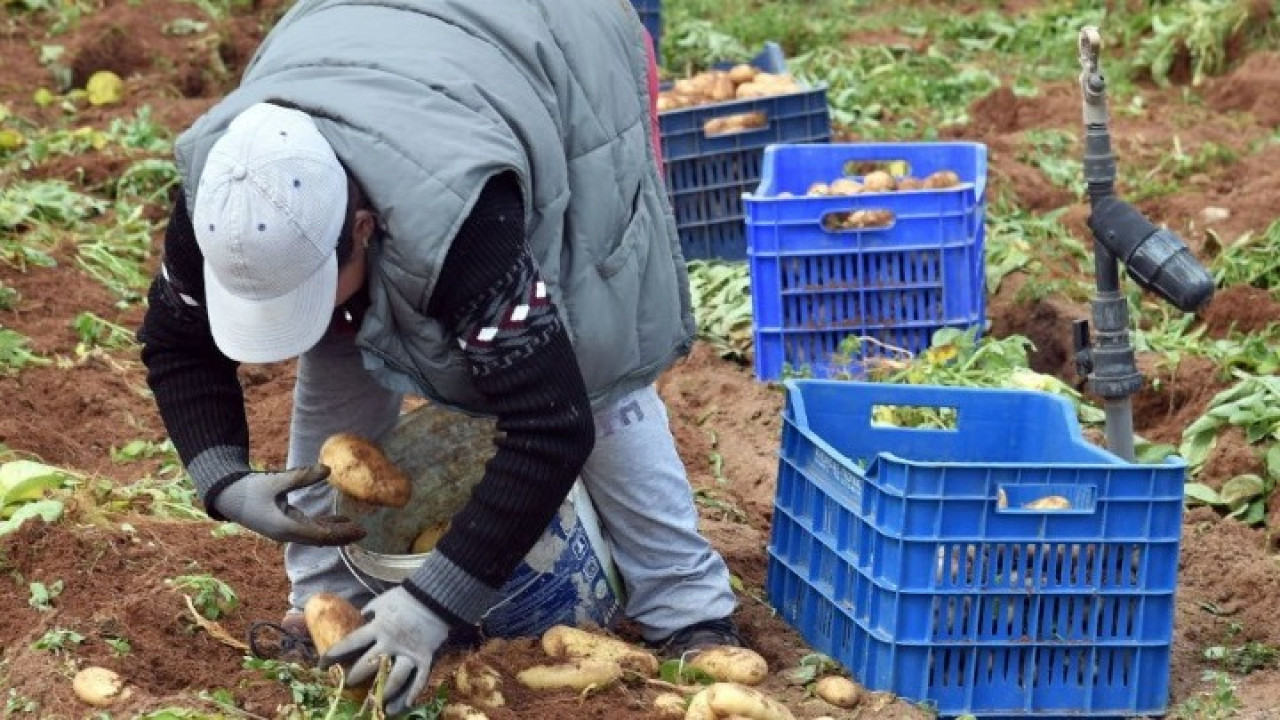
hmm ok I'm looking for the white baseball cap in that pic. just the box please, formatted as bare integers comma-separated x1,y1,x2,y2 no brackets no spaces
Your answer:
192,102,348,364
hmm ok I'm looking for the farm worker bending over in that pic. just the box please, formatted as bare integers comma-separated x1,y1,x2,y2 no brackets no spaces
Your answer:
136,0,739,712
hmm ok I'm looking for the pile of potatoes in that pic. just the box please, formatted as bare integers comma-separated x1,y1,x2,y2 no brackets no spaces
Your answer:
771,169,963,231
302,596,869,719
792,169,962,198
658,64,802,113
308,434,873,717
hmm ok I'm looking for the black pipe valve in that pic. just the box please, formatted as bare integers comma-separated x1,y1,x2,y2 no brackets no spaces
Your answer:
1086,196,1216,313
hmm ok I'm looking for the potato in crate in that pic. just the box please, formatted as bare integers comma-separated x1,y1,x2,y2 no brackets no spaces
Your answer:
659,42,831,261
765,380,1187,718
743,142,988,381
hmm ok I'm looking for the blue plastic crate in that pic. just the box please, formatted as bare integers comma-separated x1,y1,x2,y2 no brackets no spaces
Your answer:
765,380,1187,718
630,0,661,63
744,142,988,380
661,42,831,261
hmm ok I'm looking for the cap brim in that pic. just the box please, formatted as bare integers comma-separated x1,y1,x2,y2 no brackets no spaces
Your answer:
203,253,338,364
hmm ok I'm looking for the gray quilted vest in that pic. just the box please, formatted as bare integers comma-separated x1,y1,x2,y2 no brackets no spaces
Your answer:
174,0,695,413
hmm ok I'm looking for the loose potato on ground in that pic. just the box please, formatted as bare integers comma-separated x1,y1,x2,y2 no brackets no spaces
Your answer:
685,683,795,720
540,625,660,676
517,658,624,691
455,659,505,708
73,667,132,708
688,647,769,686
655,692,690,717
442,704,488,720
319,432,412,508
304,592,364,656
813,676,862,708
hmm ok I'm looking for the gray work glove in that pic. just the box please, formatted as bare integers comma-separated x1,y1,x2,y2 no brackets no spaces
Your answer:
320,586,450,715
211,467,366,546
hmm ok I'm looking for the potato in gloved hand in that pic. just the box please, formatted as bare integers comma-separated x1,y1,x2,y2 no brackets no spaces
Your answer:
319,433,412,508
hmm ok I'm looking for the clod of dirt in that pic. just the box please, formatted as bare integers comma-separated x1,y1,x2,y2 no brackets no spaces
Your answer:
1201,426,1266,490
1198,285,1280,337
1208,52,1280,127
1132,355,1225,444
70,26,149,88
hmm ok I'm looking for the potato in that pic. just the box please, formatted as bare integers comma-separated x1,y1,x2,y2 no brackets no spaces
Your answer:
861,170,896,192
442,704,489,720
688,647,768,686
657,95,683,112
828,178,862,196
73,667,132,708
734,81,770,99
704,112,767,137
728,63,758,85
813,676,861,709
1024,495,1073,510
304,592,364,656
320,433,412,508
455,660,505,708
411,520,451,554
685,683,795,720
654,692,689,717
897,176,924,191
842,210,895,229
923,170,961,189
806,182,831,197
685,689,715,720
752,72,797,90
709,74,737,102
674,77,703,97
517,659,624,691
540,625,659,676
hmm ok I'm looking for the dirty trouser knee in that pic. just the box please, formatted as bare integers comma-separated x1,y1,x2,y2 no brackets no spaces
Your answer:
283,332,402,613
581,385,737,642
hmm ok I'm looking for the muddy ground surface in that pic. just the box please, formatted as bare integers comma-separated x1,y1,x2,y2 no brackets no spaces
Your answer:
3,0,1280,718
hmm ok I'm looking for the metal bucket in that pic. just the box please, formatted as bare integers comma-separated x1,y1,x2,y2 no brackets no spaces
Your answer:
335,402,624,638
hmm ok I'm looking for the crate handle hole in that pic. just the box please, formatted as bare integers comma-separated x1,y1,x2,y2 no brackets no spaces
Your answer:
821,208,896,233
702,110,770,138
870,403,958,430
842,159,912,178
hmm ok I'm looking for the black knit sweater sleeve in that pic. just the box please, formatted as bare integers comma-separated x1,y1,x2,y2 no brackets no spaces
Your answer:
137,191,253,515
402,172,596,628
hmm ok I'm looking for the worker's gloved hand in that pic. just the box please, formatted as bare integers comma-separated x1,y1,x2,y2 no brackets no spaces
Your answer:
211,467,366,546
320,586,450,715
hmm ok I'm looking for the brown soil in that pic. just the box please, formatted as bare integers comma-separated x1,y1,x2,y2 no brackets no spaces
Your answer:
1200,284,1280,337
1132,354,1229,445
4,0,1280,717
1208,51,1280,128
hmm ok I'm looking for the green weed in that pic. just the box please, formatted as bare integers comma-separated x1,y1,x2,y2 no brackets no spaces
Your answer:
28,579,64,611
166,573,239,621
1174,670,1242,719
0,328,50,375
73,311,139,351
31,627,84,653
1133,0,1274,87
